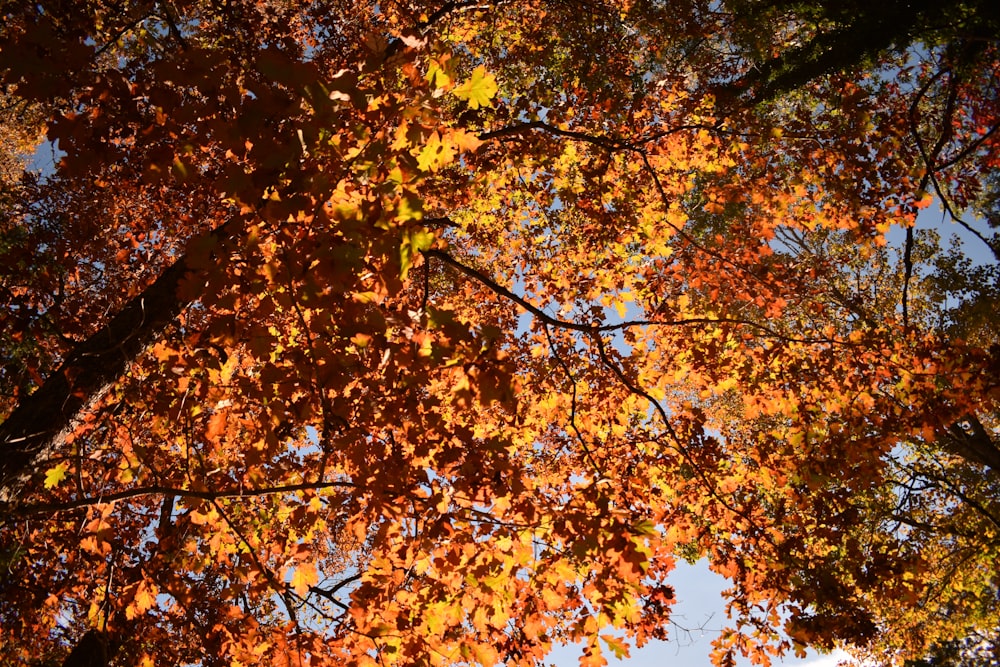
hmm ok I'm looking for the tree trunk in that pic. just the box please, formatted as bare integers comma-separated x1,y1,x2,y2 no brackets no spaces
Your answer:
719,0,960,106
0,218,240,505
941,414,1000,475
60,629,107,667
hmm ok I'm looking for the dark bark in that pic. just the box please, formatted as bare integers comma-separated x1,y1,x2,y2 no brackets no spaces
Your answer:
941,414,1000,475
60,630,107,667
0,218,241,506
718,0,998,107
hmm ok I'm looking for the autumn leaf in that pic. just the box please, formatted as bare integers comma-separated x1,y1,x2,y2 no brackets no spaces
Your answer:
205,409,228,442
291,562,319,597
448,128,483,153
630,518,657,536
426,58,453,90
126,580,158,620
601,634,631,660
452,65,498,109
394,191,424,222
399,227,435,279
416,131,457,172
43,462,69,489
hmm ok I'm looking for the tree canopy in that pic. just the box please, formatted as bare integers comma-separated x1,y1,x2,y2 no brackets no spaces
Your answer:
0,1,998,666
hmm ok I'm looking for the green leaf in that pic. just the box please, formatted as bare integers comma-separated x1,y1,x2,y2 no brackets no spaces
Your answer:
630,518,657,536
425,60,453,90
394,192,423,223
601,634,631,660
399,228,436,279
453,65,498,109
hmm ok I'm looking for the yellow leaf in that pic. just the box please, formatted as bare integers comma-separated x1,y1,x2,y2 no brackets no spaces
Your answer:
453,66,498,109
399,228,435,279
416,131,456,172
44,462,70,489
602,635,631,660
614,298,627,318
87,601,102,625
394,191,423,223
426,59,453,90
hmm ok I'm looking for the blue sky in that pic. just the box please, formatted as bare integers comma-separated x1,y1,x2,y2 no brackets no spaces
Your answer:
547,559,856,667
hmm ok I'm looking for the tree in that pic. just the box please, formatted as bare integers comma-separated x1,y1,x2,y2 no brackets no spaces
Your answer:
0,1,997,666
904,628,1000,667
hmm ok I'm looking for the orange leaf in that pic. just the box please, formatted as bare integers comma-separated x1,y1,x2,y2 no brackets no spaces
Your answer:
291,563,319,597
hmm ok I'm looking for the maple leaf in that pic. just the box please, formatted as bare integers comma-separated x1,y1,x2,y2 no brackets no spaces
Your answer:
416,131,457,172
205,409,228,442
449,128,483,153
291,562,319,597
126,581,158,620
452,65,498,109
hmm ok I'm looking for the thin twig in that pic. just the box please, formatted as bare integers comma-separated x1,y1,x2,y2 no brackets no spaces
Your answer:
541,323,603,477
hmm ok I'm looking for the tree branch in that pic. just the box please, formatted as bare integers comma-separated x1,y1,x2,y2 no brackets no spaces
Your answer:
0,215,245,505
5,479,355,518
940,414,1000,474
423,247,843,345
